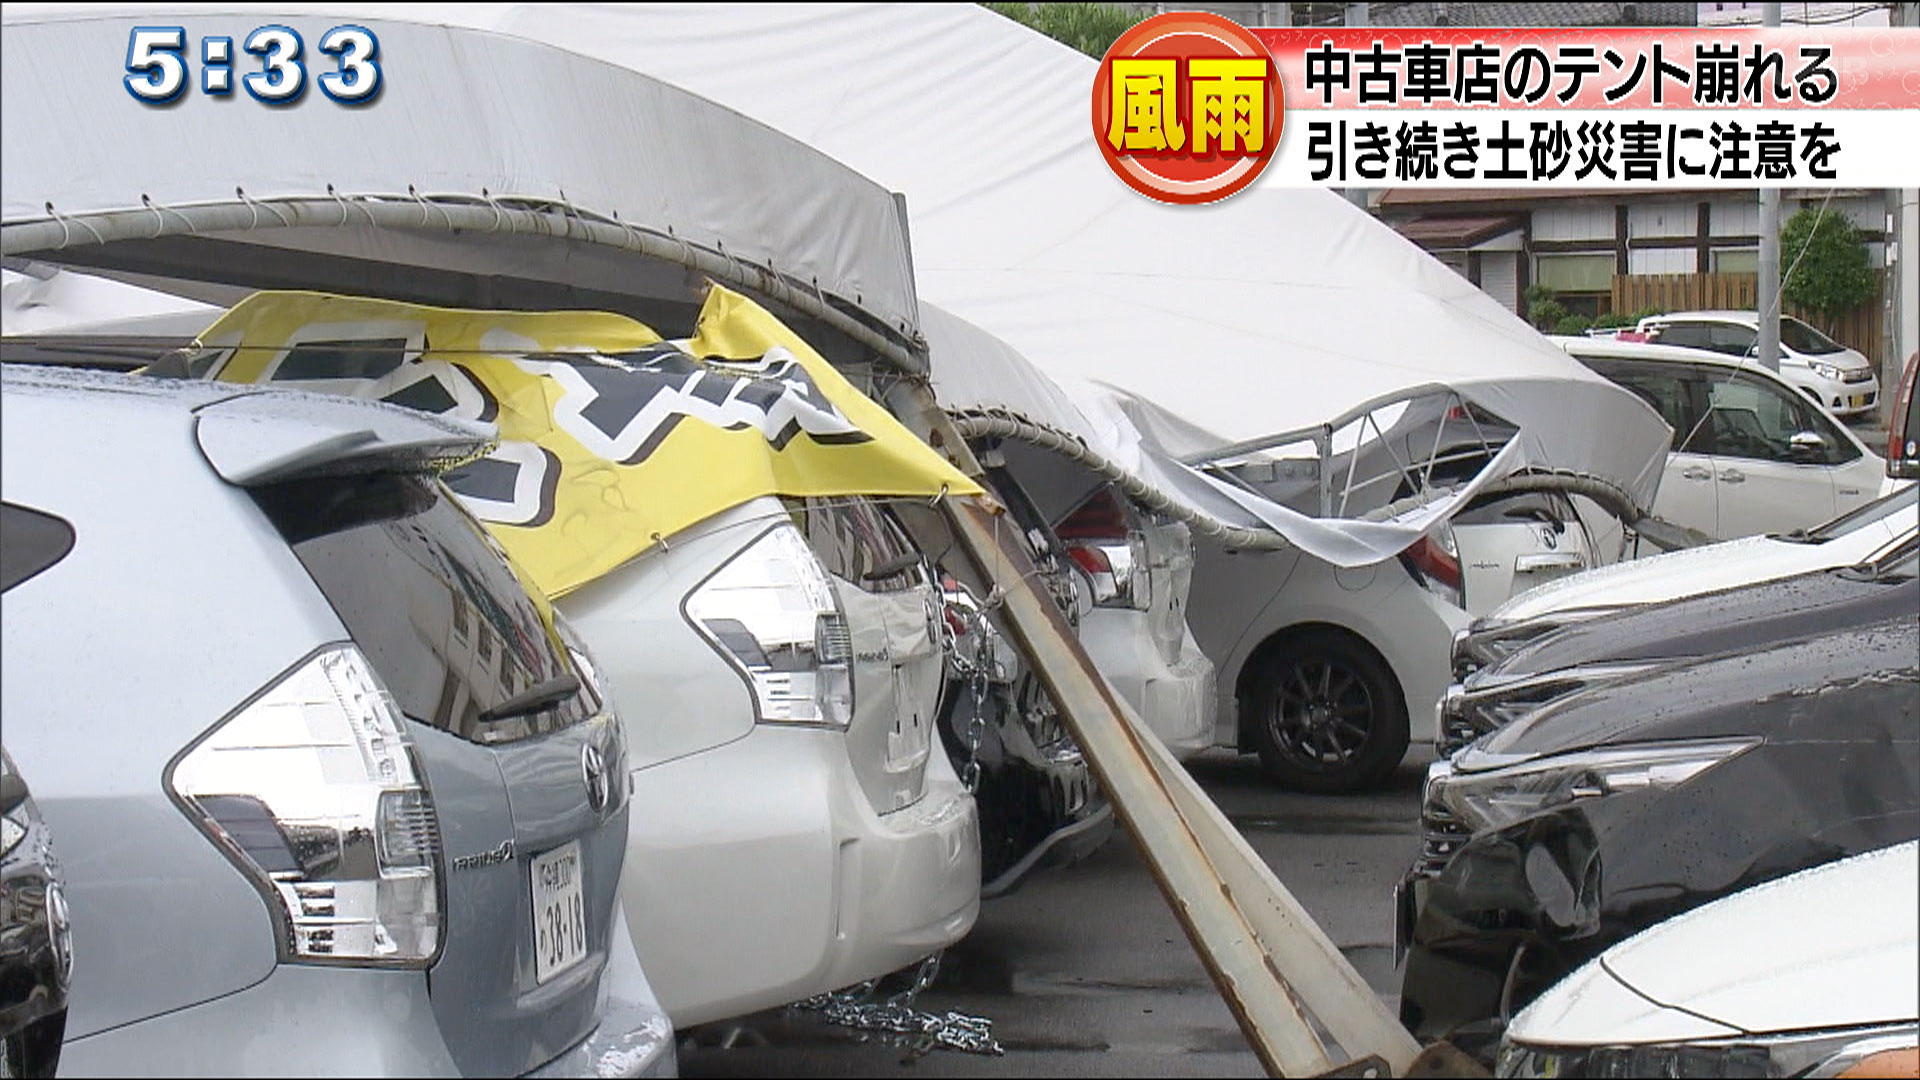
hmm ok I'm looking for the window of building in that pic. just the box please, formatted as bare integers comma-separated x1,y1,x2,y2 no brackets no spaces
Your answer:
1711,248,1758,274
1534,252,1614,316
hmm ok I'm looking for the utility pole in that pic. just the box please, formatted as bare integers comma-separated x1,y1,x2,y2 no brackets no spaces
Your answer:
1343,3,1370,211
1756,2,1782,372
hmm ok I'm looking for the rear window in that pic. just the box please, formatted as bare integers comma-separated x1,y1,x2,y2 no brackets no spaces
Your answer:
1453,491,1576,528
787,497,925,594
1649,322,1712,351
0,502,75,592
251,472,591,744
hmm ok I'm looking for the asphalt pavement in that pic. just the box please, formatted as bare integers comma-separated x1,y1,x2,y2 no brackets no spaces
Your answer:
678,747,1434,1078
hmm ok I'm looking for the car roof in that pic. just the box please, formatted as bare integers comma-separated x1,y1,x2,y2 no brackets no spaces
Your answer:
1642,310,1759,325
1546,335,1755,369
2,361,244,410
3,364,496,484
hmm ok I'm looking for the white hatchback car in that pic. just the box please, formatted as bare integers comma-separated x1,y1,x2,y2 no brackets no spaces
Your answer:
973,439,1218,761
1554,336,1890,543
1189,486,1596,793
561,494,979,1028
1637,310,1881,418
1499,841,1918,1079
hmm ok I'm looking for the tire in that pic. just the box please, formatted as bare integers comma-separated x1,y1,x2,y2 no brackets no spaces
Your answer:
1248,630,1408,794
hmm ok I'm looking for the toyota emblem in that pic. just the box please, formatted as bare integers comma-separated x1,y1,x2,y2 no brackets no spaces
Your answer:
582,742,610,813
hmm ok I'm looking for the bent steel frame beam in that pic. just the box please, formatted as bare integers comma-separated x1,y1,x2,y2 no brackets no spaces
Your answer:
0,194,927,377
894,381,1426,1078
950,408,1699,556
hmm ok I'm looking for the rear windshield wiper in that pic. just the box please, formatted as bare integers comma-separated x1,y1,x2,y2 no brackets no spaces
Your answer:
478,673,581,724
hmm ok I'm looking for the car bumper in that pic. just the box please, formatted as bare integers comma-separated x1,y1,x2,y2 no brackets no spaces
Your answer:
1398,742,1920,1059
1794,367,1880,417
1394,585,1473,745
58,967,465,1076
818,754,981,991
1079,609,1218,760
527,909,677,1078
56,946,675,1079
622,725,979,1029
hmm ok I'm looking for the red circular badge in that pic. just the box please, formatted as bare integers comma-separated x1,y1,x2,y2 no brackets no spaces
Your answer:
1091,11,1284,205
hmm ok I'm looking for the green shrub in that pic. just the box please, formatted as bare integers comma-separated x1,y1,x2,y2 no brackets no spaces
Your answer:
1554,314,1595,335
1780,208,1874,329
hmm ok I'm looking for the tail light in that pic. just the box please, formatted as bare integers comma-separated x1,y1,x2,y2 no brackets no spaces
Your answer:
168,645,442,966
1056,488,1151,610
1401,527,1463,610
1890,354,1918,480
685,524,854,727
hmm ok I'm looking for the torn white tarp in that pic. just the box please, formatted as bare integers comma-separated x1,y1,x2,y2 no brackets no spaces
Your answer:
0,8,920,349
420,3,1674,565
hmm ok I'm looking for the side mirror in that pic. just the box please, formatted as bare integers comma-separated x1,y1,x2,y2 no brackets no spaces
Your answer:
1789,431,1827,462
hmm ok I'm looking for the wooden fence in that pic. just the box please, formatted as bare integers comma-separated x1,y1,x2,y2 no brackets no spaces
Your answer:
1612,271,1886,362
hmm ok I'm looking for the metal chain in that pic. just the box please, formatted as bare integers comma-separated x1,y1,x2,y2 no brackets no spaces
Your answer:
789,952,1005,1058
940,578,999,796
961,617,992,794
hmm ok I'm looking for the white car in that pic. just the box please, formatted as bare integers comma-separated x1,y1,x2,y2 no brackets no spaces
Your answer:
1055,486,1218,760
975,439,1218,762
1498,840,1918,1078
1189,487,1596,793
1482,482,1918,632
1637,310,1882,418
1553,336,1890,543
562,494,980,1028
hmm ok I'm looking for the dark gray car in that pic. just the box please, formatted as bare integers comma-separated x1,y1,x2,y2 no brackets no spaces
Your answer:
1400,617,1920,1059
0,748,71,1079
1440,533,1919,754
0,366,673,1076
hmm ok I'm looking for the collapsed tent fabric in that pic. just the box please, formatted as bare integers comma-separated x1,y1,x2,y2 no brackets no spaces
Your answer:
0,9,921,349
363,2,1674,564
2,3,1673,565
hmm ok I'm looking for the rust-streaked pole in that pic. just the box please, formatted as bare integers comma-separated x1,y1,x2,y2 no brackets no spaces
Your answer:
887,379,1423,1077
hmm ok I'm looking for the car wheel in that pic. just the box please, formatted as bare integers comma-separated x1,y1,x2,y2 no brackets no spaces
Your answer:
1249,630,1407,793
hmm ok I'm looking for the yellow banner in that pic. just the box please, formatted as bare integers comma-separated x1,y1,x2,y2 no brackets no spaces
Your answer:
199,286,978,597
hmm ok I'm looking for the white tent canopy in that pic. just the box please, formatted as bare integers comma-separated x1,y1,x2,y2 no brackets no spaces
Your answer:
380,3,1674,562
0,9,922,359
3,4,1675,564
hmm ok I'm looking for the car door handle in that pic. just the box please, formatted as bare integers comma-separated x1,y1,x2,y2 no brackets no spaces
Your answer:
1719,469,1746,484
1681,466,1713,481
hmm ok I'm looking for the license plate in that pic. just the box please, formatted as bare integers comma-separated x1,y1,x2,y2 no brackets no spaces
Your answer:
531,840,587,983
1849,394,1870,408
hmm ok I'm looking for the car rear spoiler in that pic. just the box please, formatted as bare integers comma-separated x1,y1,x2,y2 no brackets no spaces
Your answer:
192,391,496,487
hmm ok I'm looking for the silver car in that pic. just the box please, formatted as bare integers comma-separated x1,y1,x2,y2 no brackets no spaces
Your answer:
0,365,673,1077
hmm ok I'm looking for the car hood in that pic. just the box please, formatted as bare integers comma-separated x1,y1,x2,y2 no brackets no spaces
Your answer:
1490,535,1818,625
1508,841,1920,1045
1473,566,1916,688
1472,617,1919,761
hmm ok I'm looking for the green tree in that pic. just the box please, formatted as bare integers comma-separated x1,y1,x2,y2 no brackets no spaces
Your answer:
1780,207,1876,331
983,2,1141,58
